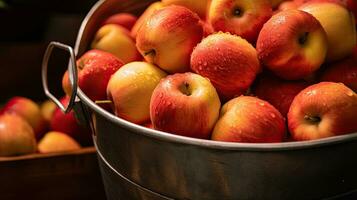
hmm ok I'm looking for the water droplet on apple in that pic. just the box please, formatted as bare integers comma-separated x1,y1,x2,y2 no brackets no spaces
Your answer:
270,113,276,118
259,102,265,106
347,92,354,97
203,62,208,66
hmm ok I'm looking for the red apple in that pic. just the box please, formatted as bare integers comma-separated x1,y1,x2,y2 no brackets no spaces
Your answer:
288,82,357,141
211,96,286,143
50,96,91,146
191,32,261,101
320,57,357,92
62,49,124,102
38,131,81,153
136,5,204,73
0,97,47,140
253,72,309,117
131,2,165,38
162,0,211,19
208,0,273,43
102,13,137,30
150,72,221,139
107,61,167,124
257,9,328,80
0,113,37,156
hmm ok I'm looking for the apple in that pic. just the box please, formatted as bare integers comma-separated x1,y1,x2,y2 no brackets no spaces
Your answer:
50,96,91,146
40,99,56,122
102,13,137,31
91,24,141,64
256,9,328,80
288,82,357,141
271,0,288,8
38,131,81,153
107,61,167,124
208,0,273,43
200,20,214,37
211,96,286,143
347,0,357,24
162,0,211,19
319,57,357,92
191,32,261,101
0,113,37,156
136,5,204,73
0,96,47,140
131,1,165,38
253,72,309,117
278,1,299,11
299,1,357,62
62,49,124,102
150,72,221,139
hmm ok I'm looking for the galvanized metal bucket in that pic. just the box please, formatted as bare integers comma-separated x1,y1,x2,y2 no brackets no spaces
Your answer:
42,0,357,199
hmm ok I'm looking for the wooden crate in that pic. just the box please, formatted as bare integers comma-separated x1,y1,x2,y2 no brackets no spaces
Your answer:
0,147,106,200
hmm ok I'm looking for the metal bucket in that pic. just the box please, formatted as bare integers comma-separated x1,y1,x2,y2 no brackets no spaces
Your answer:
42,0,357,199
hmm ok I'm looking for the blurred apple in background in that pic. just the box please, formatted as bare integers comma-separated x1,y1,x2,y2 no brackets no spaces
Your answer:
102,13,138,31
131,1,165,38
0,96,47,140
62,49,124,102
91,24,141,64
277,1,299,11
150,72,221,139
257,9,328,80
162,0,211,19
38,131,81,153
40,99,56,123
211,96,286,143
50,96,91,146
0,113,37,156
299,1,357,62
191,32,261,101
253,72,309,117
208,0,272,43
320,56,357,92
107,61,167,124
288,82,357,141
271,0,287,8
136,5,204,73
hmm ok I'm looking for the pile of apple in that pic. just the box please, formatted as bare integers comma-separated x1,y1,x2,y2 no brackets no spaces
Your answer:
0,96,91,156
62,0,357,143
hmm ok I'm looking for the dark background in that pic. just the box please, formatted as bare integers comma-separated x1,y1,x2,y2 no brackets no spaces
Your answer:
0,0,98,103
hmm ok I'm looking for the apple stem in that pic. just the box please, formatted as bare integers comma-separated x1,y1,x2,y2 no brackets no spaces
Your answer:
304,115,321,123
232,7,243,17
95,100,112,104
298,32,309,45
144,49,156,56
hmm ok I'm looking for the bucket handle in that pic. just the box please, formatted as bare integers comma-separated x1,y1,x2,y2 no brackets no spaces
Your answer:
42,42,78,113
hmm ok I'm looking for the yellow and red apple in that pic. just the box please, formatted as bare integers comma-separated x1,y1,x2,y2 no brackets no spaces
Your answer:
211,96,286,143
0,113,37,156
91,24,141,64
299,1,357,62
257,9,328,80
38,131,81,153
208,0,273,43
288,82,357,141
150,72,221,139
131,1,165,38
162,0,211,19
191,32,261,101
107,61,167,124
136,5,204,73
102,13,137,31
0,96,47,140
